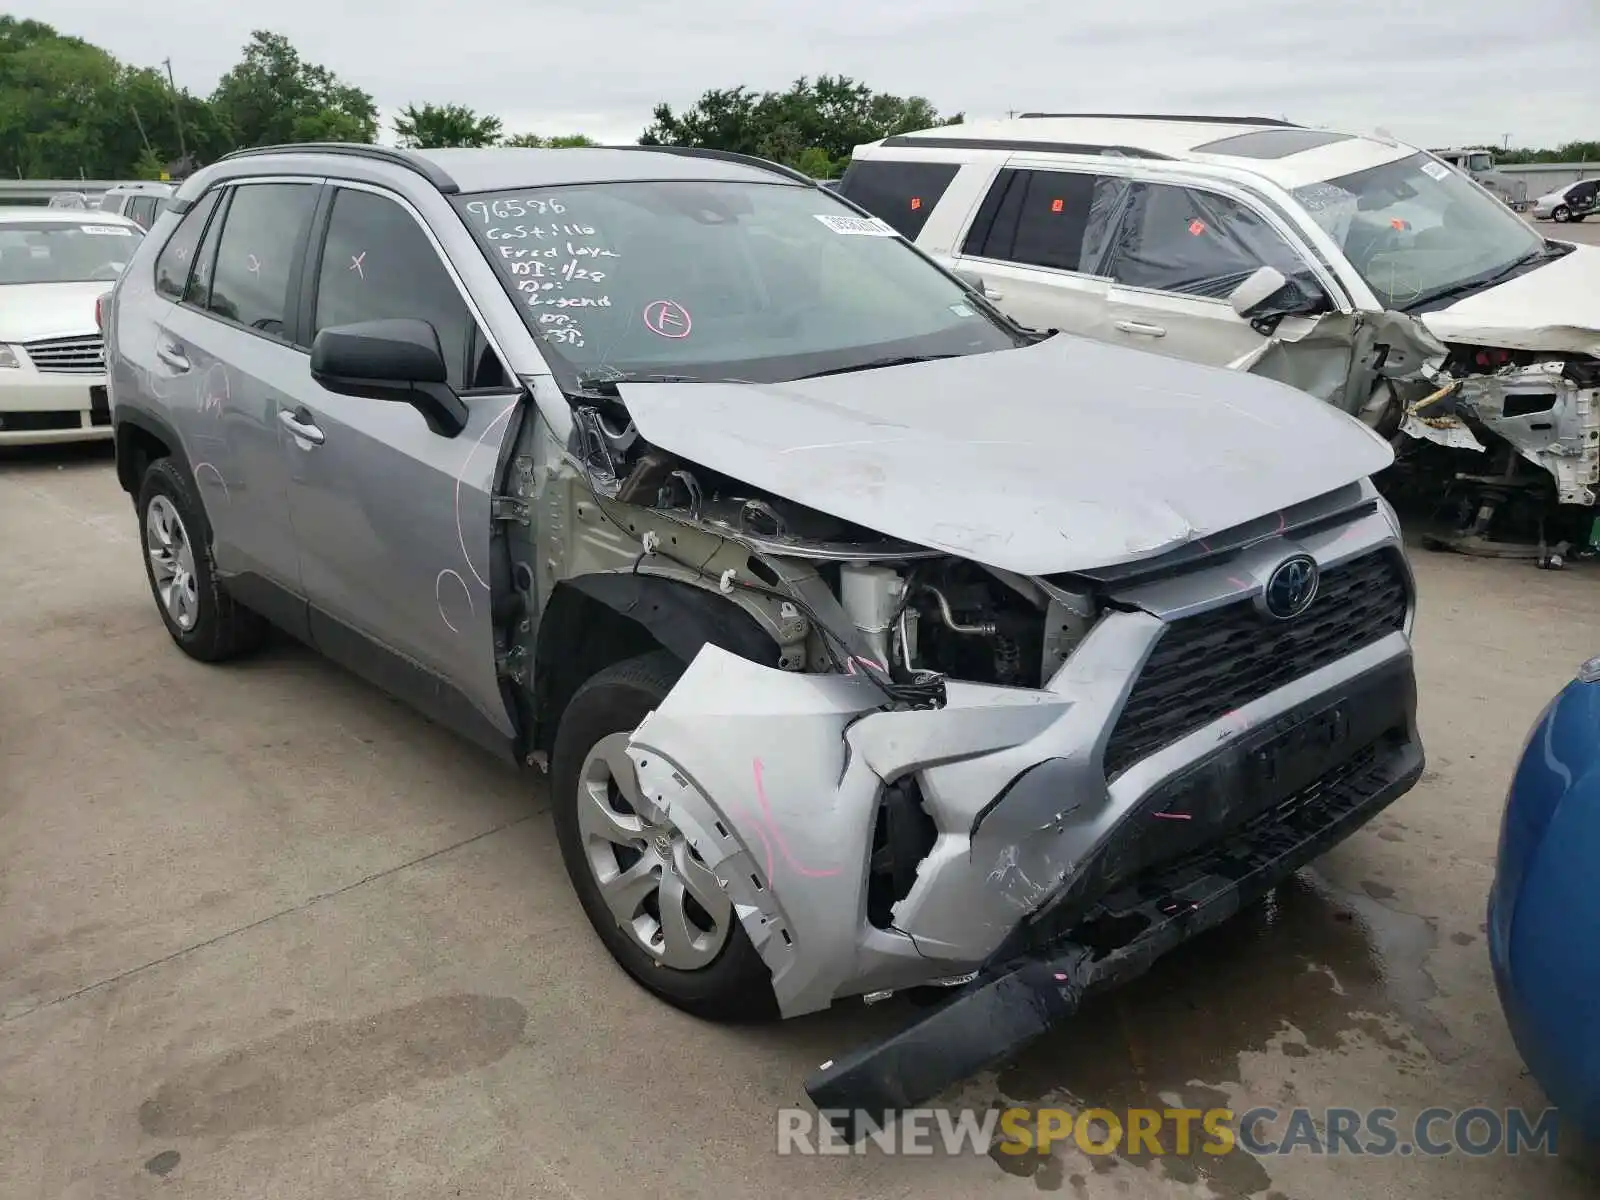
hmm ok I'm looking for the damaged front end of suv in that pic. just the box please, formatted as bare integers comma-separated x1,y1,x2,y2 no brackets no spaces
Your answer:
497,334,1424,1129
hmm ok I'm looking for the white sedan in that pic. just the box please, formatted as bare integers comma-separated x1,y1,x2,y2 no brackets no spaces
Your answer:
0,208,143,445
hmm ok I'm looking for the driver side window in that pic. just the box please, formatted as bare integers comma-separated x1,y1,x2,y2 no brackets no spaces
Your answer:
1106,183,1324,303
312,187,507,391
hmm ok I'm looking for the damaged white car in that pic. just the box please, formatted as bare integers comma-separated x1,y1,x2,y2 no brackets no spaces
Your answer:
105,143,1425,1124
838,116,1600,555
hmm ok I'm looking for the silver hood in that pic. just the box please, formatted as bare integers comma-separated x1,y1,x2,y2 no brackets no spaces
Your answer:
617,334,1394,576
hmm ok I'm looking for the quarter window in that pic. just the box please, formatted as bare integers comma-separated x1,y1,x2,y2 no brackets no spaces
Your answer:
1105,183,1316,300
835,160,959,238
205,182,318,340
154,189,220,300
312,188,496,390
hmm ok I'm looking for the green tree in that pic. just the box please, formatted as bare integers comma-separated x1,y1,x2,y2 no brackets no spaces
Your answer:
392,103,502,148
1499,141,1600,165
502,132,598,148
0,17,121,177
210,31,377,148
795,146,836,179
131,146,165,180
639,75,960,171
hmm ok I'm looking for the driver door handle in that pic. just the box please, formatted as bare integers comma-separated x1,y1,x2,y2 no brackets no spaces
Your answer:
1115,320,1166,337
279,407,325,446
155,340,190,371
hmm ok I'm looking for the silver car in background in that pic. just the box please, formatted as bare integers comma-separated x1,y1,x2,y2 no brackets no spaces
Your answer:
102,142,1423,1127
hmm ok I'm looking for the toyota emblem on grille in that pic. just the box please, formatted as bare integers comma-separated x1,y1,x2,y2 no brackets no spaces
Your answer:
1262,554,1319,619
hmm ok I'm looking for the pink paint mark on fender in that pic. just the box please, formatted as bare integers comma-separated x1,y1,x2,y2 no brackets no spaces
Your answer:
643,299,692,338
752,757,841,878
1151,812,1192,821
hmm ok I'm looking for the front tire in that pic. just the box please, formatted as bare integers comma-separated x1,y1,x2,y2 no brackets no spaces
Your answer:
551,650,776,1021
137,458,267,662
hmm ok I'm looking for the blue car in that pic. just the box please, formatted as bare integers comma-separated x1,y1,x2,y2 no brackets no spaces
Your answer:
1490,656,1600,1143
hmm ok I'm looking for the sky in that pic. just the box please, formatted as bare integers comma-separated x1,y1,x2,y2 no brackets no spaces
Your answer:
20,0,1600,151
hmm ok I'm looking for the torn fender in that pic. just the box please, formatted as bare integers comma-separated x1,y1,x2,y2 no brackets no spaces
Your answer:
625,611,1172,1016
624,643,1110,1017
1228,309,1448,419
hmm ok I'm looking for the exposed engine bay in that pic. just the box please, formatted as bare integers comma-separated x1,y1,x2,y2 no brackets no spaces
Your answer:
1388,348,1600,557
1236,306,1600,562
571,395,1093,698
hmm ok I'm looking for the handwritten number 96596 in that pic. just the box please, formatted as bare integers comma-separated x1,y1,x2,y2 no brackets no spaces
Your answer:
465,198,566,222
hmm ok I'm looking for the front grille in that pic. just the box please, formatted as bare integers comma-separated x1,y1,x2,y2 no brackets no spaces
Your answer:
1103,550,1409,778
23,334,103,375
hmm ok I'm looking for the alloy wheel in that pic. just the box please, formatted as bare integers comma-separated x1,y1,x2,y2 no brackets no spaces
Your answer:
146,494,200,632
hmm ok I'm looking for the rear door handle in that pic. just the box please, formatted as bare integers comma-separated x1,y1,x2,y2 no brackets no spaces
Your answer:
278,407,325,446
155,340,190,371
1114,320,1166,337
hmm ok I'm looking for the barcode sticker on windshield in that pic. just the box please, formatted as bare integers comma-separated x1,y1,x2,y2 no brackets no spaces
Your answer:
814,214,897,236
1420,160,1451,181
79,225,134,236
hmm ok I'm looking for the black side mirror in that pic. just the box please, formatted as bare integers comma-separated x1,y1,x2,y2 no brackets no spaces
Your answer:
310,318,468,438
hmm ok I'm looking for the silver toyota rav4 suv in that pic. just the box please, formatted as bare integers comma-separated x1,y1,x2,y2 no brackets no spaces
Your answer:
104,142,1423,1124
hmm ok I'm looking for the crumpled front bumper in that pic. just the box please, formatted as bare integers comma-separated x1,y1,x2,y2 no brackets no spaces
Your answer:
807,706,1421,1129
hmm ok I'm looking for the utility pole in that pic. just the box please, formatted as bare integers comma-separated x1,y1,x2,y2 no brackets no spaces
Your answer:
129,103,154,155
162,58,188,166
1503,132,1512,151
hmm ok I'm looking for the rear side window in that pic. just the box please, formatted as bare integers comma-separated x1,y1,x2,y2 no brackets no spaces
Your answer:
836,159,958,238
153,189,221,300
205,182,319,340
963,168,1114,274
1105,183,1314,300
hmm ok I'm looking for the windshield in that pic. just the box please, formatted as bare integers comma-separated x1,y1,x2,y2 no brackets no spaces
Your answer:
453,179,1025,385
1292,152,1544,310
0,221,142,285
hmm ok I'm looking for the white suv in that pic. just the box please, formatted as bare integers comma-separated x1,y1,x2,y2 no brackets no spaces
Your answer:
97,182,176,231
839,114,1600,516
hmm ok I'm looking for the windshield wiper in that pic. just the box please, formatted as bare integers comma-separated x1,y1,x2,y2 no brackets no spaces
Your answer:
1399,246,1553,312
574,371,708,397
795,353,961,380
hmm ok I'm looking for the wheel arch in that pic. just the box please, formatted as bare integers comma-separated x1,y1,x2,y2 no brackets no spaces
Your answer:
530,573,782,753
115,408,193,500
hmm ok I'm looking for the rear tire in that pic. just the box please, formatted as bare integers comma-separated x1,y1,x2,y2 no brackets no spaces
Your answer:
551,650,777,1022
1553,205,1571,223
137,458,268,662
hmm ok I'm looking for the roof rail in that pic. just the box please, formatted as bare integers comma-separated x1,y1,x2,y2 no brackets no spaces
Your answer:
609,144,817,185
1018,112,1301,129
880,134,1174,160
216,143,461,193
